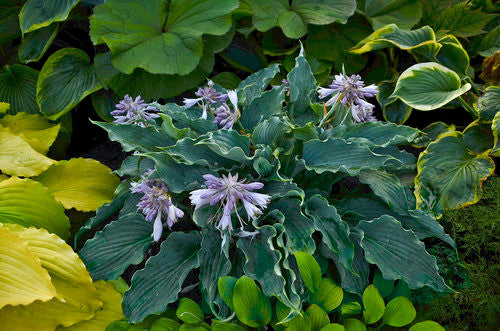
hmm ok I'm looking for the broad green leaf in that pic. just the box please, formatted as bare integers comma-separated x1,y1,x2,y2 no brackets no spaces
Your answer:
59,280,125,330
237,64,281,105
94,121,175,153
477,86,500,123
246,0,356,39
91,89,119,122
18,23,58,63
311,278,343,312
123,232,201,322
492,112,500,156
211,72,242,90
478,26,500,57
362,285,384,325
0,225,56,308
343,318,366,331
90,0,238,75
218,276,238,311
356,215,449,292
306,304,330,330
377,82,412,124
0,1,22,45
19,0,79,34
435,36,470,78
34,158,120,212
294,252,322,293
252,117,290,145
412,121,455,148
0,112,60,154
150,318,181,331
363,0,422,30
176,298,204,324
0,224,101,330
37,48,101,120
0,64,39,114
382,296,416,327
463,120,494,154
0,177,70,239
391,62,471,111
320,324,345,331
211,322,247,331
196,130,252,164
232,276,272,328
415,131,495,212
341,301,362,315
79,214,153,281
240,87,285,130
408,320,445,331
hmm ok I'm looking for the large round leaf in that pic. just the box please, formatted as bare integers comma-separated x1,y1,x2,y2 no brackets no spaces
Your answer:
19,0,79,34
34,158,120,212
0,225,56,309
232,276,272,328
37,48,101,120
391,62,471,111
0,64,39,114
382,296,416,327
415,131,495,212
18,23,59,64
0,177,70,239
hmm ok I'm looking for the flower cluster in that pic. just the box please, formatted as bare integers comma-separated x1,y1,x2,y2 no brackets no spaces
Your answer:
213,90,240,130
111,95,159,127
318,73,379,123
183,80,228,119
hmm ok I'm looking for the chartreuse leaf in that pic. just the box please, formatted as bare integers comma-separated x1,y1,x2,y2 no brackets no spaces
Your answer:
320,323,345,331
232,276,272,328
0,112,60,154
492,112,500,157
306,304,330,330
408,320,445,331
357,215,449,292
0,102,9,114
218,276,238,311
0,225,56,308
37,48,101,120
34,158,120,211
391,63,471,111
18,23,59,63
477,86,500,123
59,280,125,331
0,177,70,239
382,296,416,327
237,64,280,106
363,0,422,30
176,298,204,324
123,232,201,323
79,214,153,281
310,278,343,312
150,318,181,331
19,0,79,34
0,64,39,114
362,285,384,325
0,224,101,330
294,252,322,293
415,131,495,212
343,318,366,330
90,0,238,75
246,0,356,39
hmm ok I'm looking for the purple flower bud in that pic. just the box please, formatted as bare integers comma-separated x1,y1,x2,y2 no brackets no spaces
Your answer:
112,95,159,127
213,90,239,130
183,80,228,119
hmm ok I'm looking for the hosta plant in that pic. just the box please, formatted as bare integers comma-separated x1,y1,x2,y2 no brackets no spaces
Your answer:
78,49,462,323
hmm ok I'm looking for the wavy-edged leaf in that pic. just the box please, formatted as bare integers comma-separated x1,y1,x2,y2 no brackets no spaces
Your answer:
356,215,448,292
412,121,455,148
18,23,59,63
0,64,39,114
232,276,272,328
463,120,494,154
37,48,101,120
252,117,290,146
19,0,79,34
34,158,120,212
79,214,153,281
435,35,469,79
363,0,422,30
196,130,252,164
240,86,285,130
391,62,471,111
0,177,70,239
0,225,56,308
237,64,280,105
415,131,495,212
123,231,201,323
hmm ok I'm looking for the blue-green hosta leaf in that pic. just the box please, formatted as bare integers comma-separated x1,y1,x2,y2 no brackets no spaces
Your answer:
492,112,500,157
462,120,494,154
415,131,495,212
0,64,39,114
159,102,217,134
19,0,79,34
232,276,272,328
93,121,175,153
37,48,101,120
90,0,238,75
356,215,449,292
413,121,456,148
196,130,252,164
240,87,285,130
79,214,153,281
237,64,280,106
18,23,58,63
123,231,202,323
377,82,412,124
391,62,471,111
303,137,399,176
478,26,500,57
246,0,356,39
363,0,422,30
252,117,291,146
477,86,500,123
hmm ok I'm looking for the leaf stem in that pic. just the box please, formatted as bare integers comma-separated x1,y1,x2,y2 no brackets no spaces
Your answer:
458,96,477,119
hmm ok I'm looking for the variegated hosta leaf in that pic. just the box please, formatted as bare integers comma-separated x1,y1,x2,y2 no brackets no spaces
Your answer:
415,131,495,213
412,121,456,148
19,0,79,34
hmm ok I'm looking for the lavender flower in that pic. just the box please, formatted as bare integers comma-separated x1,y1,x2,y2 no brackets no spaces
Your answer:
131,175,183,242
183,80,228,119
189,173,271,231
111,95,159,127
272,79,289,92
213,90,240,130
318,73,379,123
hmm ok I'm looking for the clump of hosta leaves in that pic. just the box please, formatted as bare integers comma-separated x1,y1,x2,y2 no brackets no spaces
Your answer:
78,48,458,323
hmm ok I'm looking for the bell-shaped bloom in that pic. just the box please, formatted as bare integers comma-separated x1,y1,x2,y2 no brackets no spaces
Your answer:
183,80,228,119
111,95,159,127
213,90,240,129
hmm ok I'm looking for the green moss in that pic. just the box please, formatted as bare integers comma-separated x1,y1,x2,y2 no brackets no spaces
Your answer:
417,175,500,330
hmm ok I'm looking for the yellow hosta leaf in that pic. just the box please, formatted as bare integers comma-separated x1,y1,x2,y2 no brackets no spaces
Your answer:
0,174,7,182
0,126,55,177
0,226,56,309
0,102,9,114
35,158,120,212
0,177,70,239
0,224,102,330
0,113,61,154
59,280,125,331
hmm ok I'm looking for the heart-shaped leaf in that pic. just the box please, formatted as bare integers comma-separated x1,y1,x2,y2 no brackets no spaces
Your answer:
19,0,79,34
383,296,416,327
0,64,39,114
